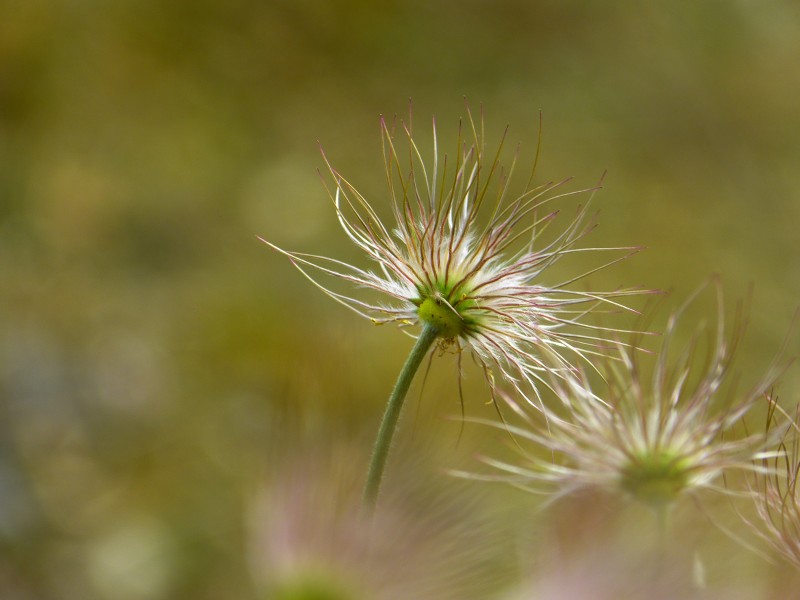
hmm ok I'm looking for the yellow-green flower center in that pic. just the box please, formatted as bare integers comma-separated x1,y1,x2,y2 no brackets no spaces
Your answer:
620,452,690,508
418,296,465,338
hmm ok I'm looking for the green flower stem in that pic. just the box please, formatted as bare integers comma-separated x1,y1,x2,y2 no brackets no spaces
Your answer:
363,322,439,510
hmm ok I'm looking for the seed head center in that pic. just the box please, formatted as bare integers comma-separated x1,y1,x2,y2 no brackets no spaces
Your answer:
620,453,689,508
418,295,465,339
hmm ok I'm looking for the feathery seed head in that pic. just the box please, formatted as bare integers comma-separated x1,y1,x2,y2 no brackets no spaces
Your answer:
249,449,511,600
468,283,786,510
742,401,800,569
260,103,647,398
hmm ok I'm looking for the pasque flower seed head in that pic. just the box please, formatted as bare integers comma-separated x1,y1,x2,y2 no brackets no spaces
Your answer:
261,104,645,402
465,283,787,510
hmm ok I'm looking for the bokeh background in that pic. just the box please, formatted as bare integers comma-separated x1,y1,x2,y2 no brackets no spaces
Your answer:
2,1,799,598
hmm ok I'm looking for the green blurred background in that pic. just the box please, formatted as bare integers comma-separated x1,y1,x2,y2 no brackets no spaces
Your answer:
2,1,799,598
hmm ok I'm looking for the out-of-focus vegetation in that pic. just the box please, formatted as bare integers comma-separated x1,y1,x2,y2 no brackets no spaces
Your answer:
1,1,799,598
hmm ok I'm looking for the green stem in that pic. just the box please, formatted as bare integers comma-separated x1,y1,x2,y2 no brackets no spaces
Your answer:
362,323,439,510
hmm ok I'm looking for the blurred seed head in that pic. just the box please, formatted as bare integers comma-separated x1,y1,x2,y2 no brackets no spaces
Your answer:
743,400,800,570
247,445,513,600
464,282,787,511
501,540,762,600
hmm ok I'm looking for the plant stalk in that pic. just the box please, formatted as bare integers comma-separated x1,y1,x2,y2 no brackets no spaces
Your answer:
362,323,439,510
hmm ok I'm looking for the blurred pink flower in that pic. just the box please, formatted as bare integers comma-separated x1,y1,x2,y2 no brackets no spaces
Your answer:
247,446,511,599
